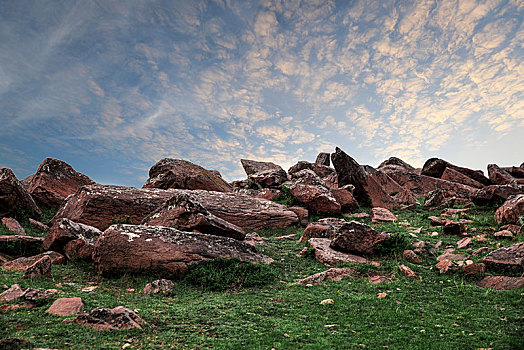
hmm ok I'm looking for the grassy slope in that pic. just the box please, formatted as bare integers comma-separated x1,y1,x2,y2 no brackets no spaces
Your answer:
0,205,523,350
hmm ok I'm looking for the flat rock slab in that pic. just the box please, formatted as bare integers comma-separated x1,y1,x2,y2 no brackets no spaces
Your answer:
2,251,65,272
476,276,524,290
308,238,378,267
0,235,44,257
482,242,524,272
46,297,84,316
293,267,354,285
74,306,143,330
93,224,273,278
1,218,25,235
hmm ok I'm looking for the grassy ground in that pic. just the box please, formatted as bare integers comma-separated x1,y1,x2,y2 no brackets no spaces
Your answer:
1,204,523,349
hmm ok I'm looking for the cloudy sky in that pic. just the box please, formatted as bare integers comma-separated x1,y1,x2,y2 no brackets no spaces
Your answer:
1,0,522,186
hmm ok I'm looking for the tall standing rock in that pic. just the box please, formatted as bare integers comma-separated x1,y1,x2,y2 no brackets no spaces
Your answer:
0,168,41,218
27,158,95,209
315,153,331,166
143,158,232,192
240,159,288,188
421,158,490,185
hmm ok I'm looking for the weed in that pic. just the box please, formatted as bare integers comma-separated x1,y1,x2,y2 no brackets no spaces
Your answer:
273,184,295,206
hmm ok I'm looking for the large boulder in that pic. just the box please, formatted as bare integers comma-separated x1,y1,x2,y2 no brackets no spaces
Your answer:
27,158,95,209
51,185,175,231
315,152,331,166
93,224,272,278
0,168,41,217
481,242,524,272
330,221,390,255
378,157,416,172
43,219,102,260
471,184,524,206
441,167,484,188
331,187,359,212
494,195,524,224
362,166,417,205
476,276,524,290
141,192,245,240
286,170,340,214
299,218,348,243
240,159,287,188
143,158,231,192
488,164,523,185
421,158,490,185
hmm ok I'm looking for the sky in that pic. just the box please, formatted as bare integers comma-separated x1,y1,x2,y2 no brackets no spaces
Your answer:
0,0,523,187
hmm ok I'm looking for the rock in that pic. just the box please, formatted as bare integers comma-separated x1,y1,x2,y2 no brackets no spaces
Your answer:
456,237,472,249
22,288,59,302
286,170,340,214
179,190,298,231
440,208,469,217
471,184,524,206
244,232,264,246
51,185,175,231
320,299,334,305
29,218,48,232
371,207,398,223
488,164,521,185
463,263,485,275
2,252,65,272
142,192,245,240
44,219,102,257
429,241,442,255
315,152,331,166
494,230,513,238
288,206,309,227
494,194,524,224
0,235,43,257
501,166,524,178
299,218,348,243
346,212,370,219
46,297,84,316
0,284,25,303
27,158,95,209
441,167,484,188
436,259,453,273
476,276,524,290
74,306,143,330
0,337,33,350
443,221,465,235
363,166,417,205
331,187,359,212
142,279,174,295
287,161,335,180
293,267,353,285
368,275,392,284
399,264,416,278
240,159,287,188
1,217,26,235
413,241,427,254
330,221,390,255
424,189,456,208
23,255,52,278
428,216,447,226
64,239,95,261
0,168,41,218
500,224,522,236
93,224,272,278
275,234,296,240
481,242,524,272
308,238,377,266
403,250,421,264
378,157,416,172
437,253,467,261
421,158,490,185
472,247,490,256
143,158,232,192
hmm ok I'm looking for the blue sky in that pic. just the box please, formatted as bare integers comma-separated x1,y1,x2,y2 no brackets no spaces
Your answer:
1,0,523,186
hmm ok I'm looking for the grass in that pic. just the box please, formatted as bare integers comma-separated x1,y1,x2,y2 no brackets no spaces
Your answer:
1,204,523,349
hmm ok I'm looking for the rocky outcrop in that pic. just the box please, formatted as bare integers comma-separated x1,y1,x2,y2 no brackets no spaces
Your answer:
330,221,390,255
240,159,287,188
0,168,41,218
27,158,95,209
51,185,175,231
495,195,524,224
481,242,524,272
471,184,524,206
23,255,52,278
43,219,102,260
378,157,417,172
299,218,348,243
141,192,245,240
421,158,490,185
93,225,273,278
286,169,340,214
143,158,232,192
488,164,524,185
441,167,484,188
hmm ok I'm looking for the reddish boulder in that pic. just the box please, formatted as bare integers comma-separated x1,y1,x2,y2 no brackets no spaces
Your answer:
143,279,174,295
28,218,48,232
364,166,417,205
46,297,84,316
143,158,232,192
378,157,416,172
0,168,41,217
240,159,287,188
142,192,245,240
471,184,524,206
443,221,465,235
330,221,390,255
74,306,143,330
331,187,359,212
0,235,43,257
488,164,519,185
93,224,273,278
481,242,524,272
308,238,377,266
23,255,52,278
1,217,25,235
501,166,524,178
299,218,348,243
287,170,340,214
0,284,25,303
51,185,175,231
2,251,65,271
293,267,353,285
44,218,102,256
315,152,331,166
27,158,95,209
476,276,524,290
421,158,490,185
371,207,398,223
494,194,524,224
441,167,483,188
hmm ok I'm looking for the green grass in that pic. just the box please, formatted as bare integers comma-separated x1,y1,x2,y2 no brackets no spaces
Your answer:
1,204,523,349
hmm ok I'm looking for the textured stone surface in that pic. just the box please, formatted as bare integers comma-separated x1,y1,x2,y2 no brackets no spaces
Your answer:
293,267,353,285
27,158,95,208
299,218,349,243
330,187,359,212
440,167,484,188
309,238,376,266
494,194,524,224
240,159,287,188
287,170,340,214
74,306,143,330
481,242,524,272
142,279,174,295
0,235,44,257
421,158,490,185
488,164,519,185
330,221,390,255
471,184,524,206
23,255,52,278
2,251,65,272
44,219,102,257
46,297,84,316
403,250,421,264
315,152,331,166
93,225,273,278
0,168,41,218
378,157,416,172
0,284,25,303
143,158,232,192
443,221,465,235
399,264,416,278
371,207,398,223
1,218,25,235
476,276,524,290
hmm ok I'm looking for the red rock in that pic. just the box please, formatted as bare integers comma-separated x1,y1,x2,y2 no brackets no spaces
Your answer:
437,253,467,261
476,276,524,290
288,206,309,227
412,241,427,254
472,247,490,256
142,192,245,240
93,224,272,278
240,159,287,188
346,212,370,219
399,264,416,278
494,194,524,224
481,242,524,272
500,224,522,235
441,167,484,188
443,221,465,235
315,152,331,166
64,239,94,261
330,221,390,255
429,241,442,254
378,157,416,172
287,161,335,180
368,275,392,284
255,189,281,201
1,218,25,235
28,218,48,232
287,170,341,214
23,255,51,278
456,237,472,249
308,238,377,266
22,288,58,302
44,218,102,255
428,216,447,226
0,235,44,257
51,185,175,231
441,208,469,217
46,297,84,316
299,218,348,243
144,158,232,192
27,158,95,209
364,167,417,206
292,267,353,285
501,166,524,178
371,207,398,223
494,230,513,238
403,250,421,264
331,187,359,212
436,259,453,273
0,284,25,303
142,279,174,295
463,263,485,275
74,306,143,330
244,232,263,246
2,251,65,271
471,184,524,206
488,164,521,185
421,158,490,185
0,168,41,217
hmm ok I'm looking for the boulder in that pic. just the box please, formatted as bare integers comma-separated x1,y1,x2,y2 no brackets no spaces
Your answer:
51,185,175,231
488,164,522,185
443,221,465,235
74,306,143,331
46,297,84,316
27,158,95,209
43,219,102,258
331,187,359,212
421,158,490,185
286,170,340,214
471,184,524,206
371,207,398,223
308,238,377,266
1,217,25,235
240,159,287,188
142,192,245,240
463,263,485,275
93,224,273,278
424,189,457,208
0,168,41,218
476,276,524,290
501,166,524,178
143,279,174,295
330,221,390,255
0,235,43,257
288,206,309,227
494,194,524,224
441,167,484,188
0,284,25,303
23,255,52,278
363,166,417,205
315,152,331,166
378,157,416,172
2,251,65,271
481,242,524,272
143,158,232,192
299,218,349,243
293,267,353,285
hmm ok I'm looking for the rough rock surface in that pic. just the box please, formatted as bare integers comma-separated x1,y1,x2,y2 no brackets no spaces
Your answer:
488,164,520,185
315,153,331,166
378,157,416,172
476,276,524,290
93,224,273,278
143,158,232,192
2,251,65,271
288,206,309,227
424,189,457,208
0,284,25,303
0,168,41,218
1,218,25,235
330,221,390,255
403,250,421,264
74,306,143,330
44,219,102,256
0,235,44,257
293,267,353,285
399,265,416,278
421,158,490,185
143,279,174,295
287,169,340,214
23,255,52,278
299,218,349,243
46,297,84,316
142,192,245,240
27,158,95,208
494,194,524,224
308,238,376,266
471,184,524,206
330,187,359,212
240,159,287,188
51,185,175,231
443,221,465,235
481,242,524,272
371,208,398,223
441,167,484,188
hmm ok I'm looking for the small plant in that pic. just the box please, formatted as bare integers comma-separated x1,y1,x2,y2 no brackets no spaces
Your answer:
374,232,410,257
273,184,296,206
111,215,134,225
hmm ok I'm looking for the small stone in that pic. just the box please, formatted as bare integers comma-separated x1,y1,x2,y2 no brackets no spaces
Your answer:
74,306,143,330
0,284,25,303
320,299,334,305
46,297,84,316
476,276,524,290
399,264,416,278
436,259,453,273
403,250,422,264
456,238,472,249
463,263,486,275
142,279,174,295
368,275,391,284
472,247,490,256
377,292,387,299
443,221,465,235
371,208,398,223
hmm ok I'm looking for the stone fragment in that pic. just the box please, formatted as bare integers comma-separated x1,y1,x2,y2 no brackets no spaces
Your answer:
292,267,353,285
371,207,398,223
403,250,421,264
472,247,490,256
463,263,485,275
22,288,59,302
500,224,522,236
44,218,102,259
46,297,84,316
481,242,524,272
368,275,392,284
288,206,309,227
494,194,524,224
142,279,174,295
0,168,42,218
456,237,472,249
436,259,453,273
300,218,348,243
488,164,520,185
244,232,263,246
2,251,65,272
308,238,377,266
74,306,143,330
330,221,390,255
1,218,25,235
443,221,465,235
476,276,524,290
437,253,467,261
331,187,359,212
0,284,25,303
494,230,513,238
286,170,341,214
23,255,52,278
398,264,416,278
421,158,490,185
240,159,287,188
29,218,48,232
471,184,524,206
378,157,416,172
